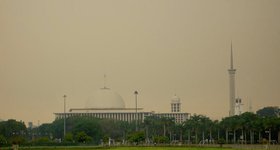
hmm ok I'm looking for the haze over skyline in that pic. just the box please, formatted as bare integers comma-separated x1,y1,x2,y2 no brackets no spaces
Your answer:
1,0,280,124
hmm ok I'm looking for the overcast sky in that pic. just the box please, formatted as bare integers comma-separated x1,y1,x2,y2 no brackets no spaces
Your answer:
1,0,280,124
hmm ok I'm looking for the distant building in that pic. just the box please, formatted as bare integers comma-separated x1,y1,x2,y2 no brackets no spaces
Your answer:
154,95,188,123
171,95,181,113
54,87,190,124
28,122,33,129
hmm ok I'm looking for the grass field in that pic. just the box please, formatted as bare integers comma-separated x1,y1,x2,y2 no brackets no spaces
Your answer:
0,146,233,150
1,146,240,150
3,145,280,150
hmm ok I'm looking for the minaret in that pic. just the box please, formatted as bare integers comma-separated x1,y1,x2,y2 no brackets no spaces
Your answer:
228,43,236,116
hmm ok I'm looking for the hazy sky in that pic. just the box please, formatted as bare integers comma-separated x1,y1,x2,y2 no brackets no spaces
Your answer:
1,0,280,124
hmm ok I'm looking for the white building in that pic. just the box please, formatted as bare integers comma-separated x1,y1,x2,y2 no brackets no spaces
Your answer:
154,95,188,123
54,87,190,124
171,95,181,113
234,97,243,115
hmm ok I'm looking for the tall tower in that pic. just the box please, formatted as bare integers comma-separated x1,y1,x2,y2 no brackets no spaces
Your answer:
228,43,236,116
171,94,181,112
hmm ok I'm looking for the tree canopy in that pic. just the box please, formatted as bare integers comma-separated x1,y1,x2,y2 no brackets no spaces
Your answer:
1,108,279,146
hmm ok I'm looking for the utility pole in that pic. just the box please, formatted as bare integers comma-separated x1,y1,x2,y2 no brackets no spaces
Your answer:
134,91,138,131
63,95,67,138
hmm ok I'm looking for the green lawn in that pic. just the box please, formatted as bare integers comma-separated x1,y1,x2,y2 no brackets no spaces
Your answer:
106,147,233,150
13,146,237,150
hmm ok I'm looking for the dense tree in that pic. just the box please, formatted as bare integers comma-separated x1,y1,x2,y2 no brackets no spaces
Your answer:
143,116,164,139
68,117,102,144
276,119,280,143
36,123,53,139
182,119,191,144
173,123,183,142
99,119,130,142
184,114,213,144
199,115,212,144
220,115,241,144
241,112,258,144
0,119,26,138
0,134,7,146
50,119,64,139
257,106,279,117
0,119,27,145
1,112,280,146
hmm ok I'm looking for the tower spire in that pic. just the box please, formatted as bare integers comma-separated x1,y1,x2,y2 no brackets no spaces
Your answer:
101,74,110,89
103,74,107,89
230,42,234,69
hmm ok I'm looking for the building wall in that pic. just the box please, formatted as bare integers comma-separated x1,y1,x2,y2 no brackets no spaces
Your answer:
54,111,190,124
55,112,153,123
154,113,190,124
171,103,181,112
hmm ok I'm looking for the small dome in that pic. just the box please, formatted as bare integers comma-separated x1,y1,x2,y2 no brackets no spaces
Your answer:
171,95,180,103
86,88,125,108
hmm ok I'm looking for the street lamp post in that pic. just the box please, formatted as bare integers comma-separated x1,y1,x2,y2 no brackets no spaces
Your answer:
63,95,67,138
134,91,138,131
265,129,271,145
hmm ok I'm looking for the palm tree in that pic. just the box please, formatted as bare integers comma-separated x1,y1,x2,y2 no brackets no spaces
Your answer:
254,117,264,143
182,119,192,144
190,114,202,144
220,116,236,144
211,120,220,143
276,118,280,144
199,116,212,144
174,123,184,142
239,112,258,144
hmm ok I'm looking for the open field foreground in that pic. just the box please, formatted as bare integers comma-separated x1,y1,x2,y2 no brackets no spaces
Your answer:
1,146,280,150
0,146,232,150
0,147,231,150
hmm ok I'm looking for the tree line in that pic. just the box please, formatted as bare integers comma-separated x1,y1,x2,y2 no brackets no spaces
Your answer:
0,106,279,146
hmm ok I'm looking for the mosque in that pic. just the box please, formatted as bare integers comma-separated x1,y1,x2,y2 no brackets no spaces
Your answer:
54,85,190,124
55,44,243,123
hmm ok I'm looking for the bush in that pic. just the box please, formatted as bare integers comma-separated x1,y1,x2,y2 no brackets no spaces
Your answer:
102,135,109,144
153,136,169,144
32,137,51,145
75,131,93,143
64,133,74,143
0,135,7,146
218,138,225,147
10,136,26,145
127,131,145,144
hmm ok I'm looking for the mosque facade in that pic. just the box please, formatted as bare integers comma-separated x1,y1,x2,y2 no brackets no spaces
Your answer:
54,87,190,124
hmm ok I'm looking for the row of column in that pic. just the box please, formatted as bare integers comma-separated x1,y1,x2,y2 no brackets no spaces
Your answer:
56,112,150,122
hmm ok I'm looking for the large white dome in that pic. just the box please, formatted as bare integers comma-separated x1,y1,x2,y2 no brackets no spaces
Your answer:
86,88,125,108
